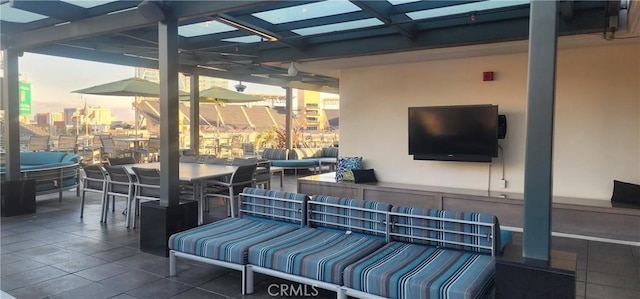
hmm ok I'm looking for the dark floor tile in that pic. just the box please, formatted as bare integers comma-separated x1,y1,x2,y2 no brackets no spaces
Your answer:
51,255,109,273
99,270,163,293
91,246,139,261
167,264,231,287
0,253,27,265
0,266,67,291
576,281,586,297
576,268,586,282
49,282,124,299
75,263,129,282
169,287,227,299
113,253,168,270
586,270,640,291
0,240,47,253
57,238,122,255
139,258,191,278
13,274,93,297
6,285,51,299
29,248,88,264
108,294,139,299
0,233,33,245
631,246,640,257
197,272,243,297
0,259,46,277
586,283,640,299
12,244,65,258
127,279,192,299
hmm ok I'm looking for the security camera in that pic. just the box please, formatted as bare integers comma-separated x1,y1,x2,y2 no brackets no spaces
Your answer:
234,82,246,92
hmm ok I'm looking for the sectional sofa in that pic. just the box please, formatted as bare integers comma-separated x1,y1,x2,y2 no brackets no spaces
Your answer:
169,187,507,299
260,147,339,174
0,152,81,201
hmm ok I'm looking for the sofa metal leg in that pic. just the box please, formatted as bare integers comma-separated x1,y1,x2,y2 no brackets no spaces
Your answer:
169,250,176,276
245,265,254,294
337,288,347,299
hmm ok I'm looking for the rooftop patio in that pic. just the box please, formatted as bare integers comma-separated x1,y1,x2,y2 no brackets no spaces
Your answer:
1,175,639,298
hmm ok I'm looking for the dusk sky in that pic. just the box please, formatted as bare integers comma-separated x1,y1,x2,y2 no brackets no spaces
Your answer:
19,53,284,121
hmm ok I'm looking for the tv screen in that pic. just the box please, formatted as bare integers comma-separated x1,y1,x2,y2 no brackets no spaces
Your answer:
408,105,498,162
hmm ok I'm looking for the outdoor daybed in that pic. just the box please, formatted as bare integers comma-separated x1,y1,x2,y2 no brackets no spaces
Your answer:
169,188,507,299
0,152,81,201
260,147,338,174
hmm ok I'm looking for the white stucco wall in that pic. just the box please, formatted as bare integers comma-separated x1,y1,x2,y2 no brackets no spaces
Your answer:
340,42,640,200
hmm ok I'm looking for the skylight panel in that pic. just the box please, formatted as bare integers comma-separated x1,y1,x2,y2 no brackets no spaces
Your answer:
406,0,530,20
221,35,264,43
60,1,116,9
292,18,383,36
0,3,48,23
178,21,237,37
387,0,421,5
253,0,361,24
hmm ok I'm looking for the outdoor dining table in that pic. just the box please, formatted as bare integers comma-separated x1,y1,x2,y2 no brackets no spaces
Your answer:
113,137,149,162
122,162,237,225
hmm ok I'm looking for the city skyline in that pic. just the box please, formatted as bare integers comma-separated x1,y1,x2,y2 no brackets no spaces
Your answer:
16,53,289,121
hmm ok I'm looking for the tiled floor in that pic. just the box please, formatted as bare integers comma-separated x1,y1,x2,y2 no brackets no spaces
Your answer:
1,173,639,299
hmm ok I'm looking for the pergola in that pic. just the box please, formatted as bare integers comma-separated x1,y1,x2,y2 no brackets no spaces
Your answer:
1,0,627,262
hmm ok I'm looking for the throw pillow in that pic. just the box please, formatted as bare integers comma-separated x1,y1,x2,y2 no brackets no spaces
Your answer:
342,170,355,182
611,180,640,205
352,169,378,183
335,157,362,181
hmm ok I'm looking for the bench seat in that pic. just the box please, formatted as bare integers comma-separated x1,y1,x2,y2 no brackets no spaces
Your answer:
248,227,386,285
169,217,299,264
344,242,495,299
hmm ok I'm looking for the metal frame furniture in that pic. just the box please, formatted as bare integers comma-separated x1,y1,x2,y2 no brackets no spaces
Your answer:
131,167,161,228
54,135,78,153
80,164,107,219
202,163,257,218
103,166,135,227
28,135,50,152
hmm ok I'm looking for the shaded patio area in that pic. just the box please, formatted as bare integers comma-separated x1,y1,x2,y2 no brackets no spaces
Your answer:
1,174,639,299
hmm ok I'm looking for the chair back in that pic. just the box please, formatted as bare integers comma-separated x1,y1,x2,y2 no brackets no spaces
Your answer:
83,165,106,191
28,135,50,151
57,135,78,153
203,155,228,165
147,137,160,154
100,137,116,154
104,165,133,194
132,167,161,198
107,156,136,166
179,155,202,163
231,157,257,166
230,163,257,193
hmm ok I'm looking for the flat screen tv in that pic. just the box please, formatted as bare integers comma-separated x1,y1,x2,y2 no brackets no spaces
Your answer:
408,105,498,162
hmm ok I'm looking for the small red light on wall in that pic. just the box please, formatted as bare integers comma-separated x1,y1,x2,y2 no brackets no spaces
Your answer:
483,71,494,81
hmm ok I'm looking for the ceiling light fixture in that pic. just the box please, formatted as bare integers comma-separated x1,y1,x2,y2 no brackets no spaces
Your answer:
234,81,247,92
216,17,278,42
288,62,298,76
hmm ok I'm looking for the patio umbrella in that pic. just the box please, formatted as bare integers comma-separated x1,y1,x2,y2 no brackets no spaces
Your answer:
72,77,189,135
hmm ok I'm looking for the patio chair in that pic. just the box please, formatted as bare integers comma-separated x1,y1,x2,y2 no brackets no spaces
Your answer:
103,166,135,227
100,136,132,162
231,157,257,166
254,160,272,189
202,163,257,218
54,135,78,153
80,165,107,220
131,167,161,228
202,155,229,165
136,137,160,162
179,155,202,163
107,156,136,166
28,135,50,152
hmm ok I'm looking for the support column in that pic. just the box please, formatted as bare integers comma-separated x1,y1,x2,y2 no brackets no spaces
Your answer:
2,49,20,180
523,0,558,262
189,73,200,154
284,87,293,150
158,19,180,207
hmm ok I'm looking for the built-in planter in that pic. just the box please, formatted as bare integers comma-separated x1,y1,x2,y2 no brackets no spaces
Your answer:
139,199,198,257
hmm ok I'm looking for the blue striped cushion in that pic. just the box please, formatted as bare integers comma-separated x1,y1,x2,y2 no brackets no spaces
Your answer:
391,206,499,254
322,147,339,158
168,218,298,264
261,148,288,160
248,228,386,284
344,242,495,299
311,196,391,236
241,188,308,224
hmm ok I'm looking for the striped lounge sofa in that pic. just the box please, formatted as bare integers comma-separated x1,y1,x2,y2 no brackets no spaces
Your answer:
169,191,504,298
168,188,309,293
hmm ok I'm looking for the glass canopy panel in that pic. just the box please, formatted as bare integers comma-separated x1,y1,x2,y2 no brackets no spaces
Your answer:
0,3,48,23
387,0,422,5
178,21,237,37
221,35,264,43
60,1,117,9
406,0,530,20
252,0,361,24
292,18,384,36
